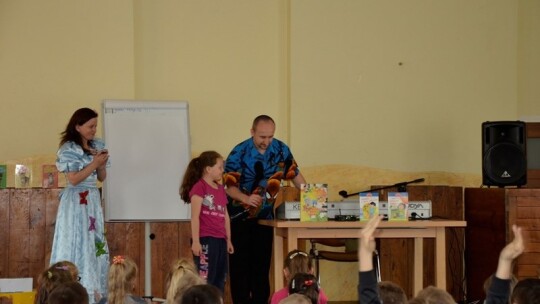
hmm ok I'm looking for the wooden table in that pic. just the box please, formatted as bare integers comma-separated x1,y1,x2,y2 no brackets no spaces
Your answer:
260,219,466,296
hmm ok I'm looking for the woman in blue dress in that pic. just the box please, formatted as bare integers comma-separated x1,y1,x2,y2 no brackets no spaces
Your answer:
50,107,110,304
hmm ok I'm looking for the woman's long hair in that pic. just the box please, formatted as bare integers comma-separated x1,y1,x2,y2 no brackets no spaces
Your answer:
59,108,98,153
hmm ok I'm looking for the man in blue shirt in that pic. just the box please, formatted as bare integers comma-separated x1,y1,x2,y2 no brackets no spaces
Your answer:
224,115,306,304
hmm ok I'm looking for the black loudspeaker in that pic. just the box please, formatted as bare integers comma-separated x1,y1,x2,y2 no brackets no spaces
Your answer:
482,121,527,187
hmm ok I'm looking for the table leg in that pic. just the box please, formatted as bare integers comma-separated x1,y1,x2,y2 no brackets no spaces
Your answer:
287,228,299,252
413,237,423,296
435,227,447,289
273,228,284,290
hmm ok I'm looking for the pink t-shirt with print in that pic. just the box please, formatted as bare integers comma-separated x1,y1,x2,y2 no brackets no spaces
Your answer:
189,179,228,239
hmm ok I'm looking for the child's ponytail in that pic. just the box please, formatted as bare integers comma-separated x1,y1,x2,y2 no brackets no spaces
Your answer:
107,255,138,304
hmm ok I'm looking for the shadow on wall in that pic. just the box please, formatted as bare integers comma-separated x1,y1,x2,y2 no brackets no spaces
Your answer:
0,155,481,191
301,164,481,202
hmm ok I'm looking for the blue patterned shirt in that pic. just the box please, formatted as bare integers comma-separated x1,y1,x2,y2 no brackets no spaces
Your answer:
224,138,300,220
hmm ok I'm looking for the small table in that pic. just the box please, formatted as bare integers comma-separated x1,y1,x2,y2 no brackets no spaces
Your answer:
259,219,466,296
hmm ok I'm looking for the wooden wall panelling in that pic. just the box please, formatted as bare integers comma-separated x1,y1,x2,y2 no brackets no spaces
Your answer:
149,222,188,299
0,189,10,278
377,186,465,300
105,222,145,296
464,188,506,302
526,122,540,188
28,189,47,283
8,189,32,280
44,189,62,266
507,189,540,279
465,188,540,301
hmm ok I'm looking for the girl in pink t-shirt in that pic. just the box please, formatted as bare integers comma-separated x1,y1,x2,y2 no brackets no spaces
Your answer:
270,250,328,304
180,151,234,292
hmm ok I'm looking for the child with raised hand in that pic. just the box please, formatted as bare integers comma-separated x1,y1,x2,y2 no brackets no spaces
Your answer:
270,250,328,304
358,215,384,304
288,273,320,304
358,216,454,304
165,259,205,304
179,151,234,292
98,255,146,304
485,224,527,304
35,261,79,304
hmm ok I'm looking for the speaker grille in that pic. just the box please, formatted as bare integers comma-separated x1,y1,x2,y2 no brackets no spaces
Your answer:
483,142,527,186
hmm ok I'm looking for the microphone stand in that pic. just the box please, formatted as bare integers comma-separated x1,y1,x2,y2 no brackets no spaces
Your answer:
338,178,425,198
336,178,425,282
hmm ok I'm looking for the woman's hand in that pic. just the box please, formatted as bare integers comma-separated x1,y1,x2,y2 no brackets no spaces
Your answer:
92,150,109,169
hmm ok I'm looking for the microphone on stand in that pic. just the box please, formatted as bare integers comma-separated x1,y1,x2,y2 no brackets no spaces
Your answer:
338,190,349,198
338,178,426,198
394,178,425,192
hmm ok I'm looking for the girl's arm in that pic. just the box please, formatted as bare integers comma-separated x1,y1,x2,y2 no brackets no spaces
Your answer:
225,208,234,254
190,195,203,256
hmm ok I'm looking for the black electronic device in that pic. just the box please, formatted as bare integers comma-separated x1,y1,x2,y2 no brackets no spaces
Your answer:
334,214,358,221
482,121,527,187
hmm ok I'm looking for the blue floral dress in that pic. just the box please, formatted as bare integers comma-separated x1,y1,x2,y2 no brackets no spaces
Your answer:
50,139,110,304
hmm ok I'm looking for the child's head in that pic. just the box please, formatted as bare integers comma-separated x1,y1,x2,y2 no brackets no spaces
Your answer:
171,272,206,304
51,260,79,282
510,278,540,304
47,282,89,304
166,259,204,304
107,255,138,304
180,284,222,304
284,250,313,281
408,286,454,304
180,151,223,202
35,262,78,304
288,273,319,304
279,293,311,304
378,281,407,304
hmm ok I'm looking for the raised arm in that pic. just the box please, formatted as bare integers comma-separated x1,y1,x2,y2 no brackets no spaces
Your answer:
485,224,524,304
358,215,383,304
496,224,524,279
358,215,383,271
